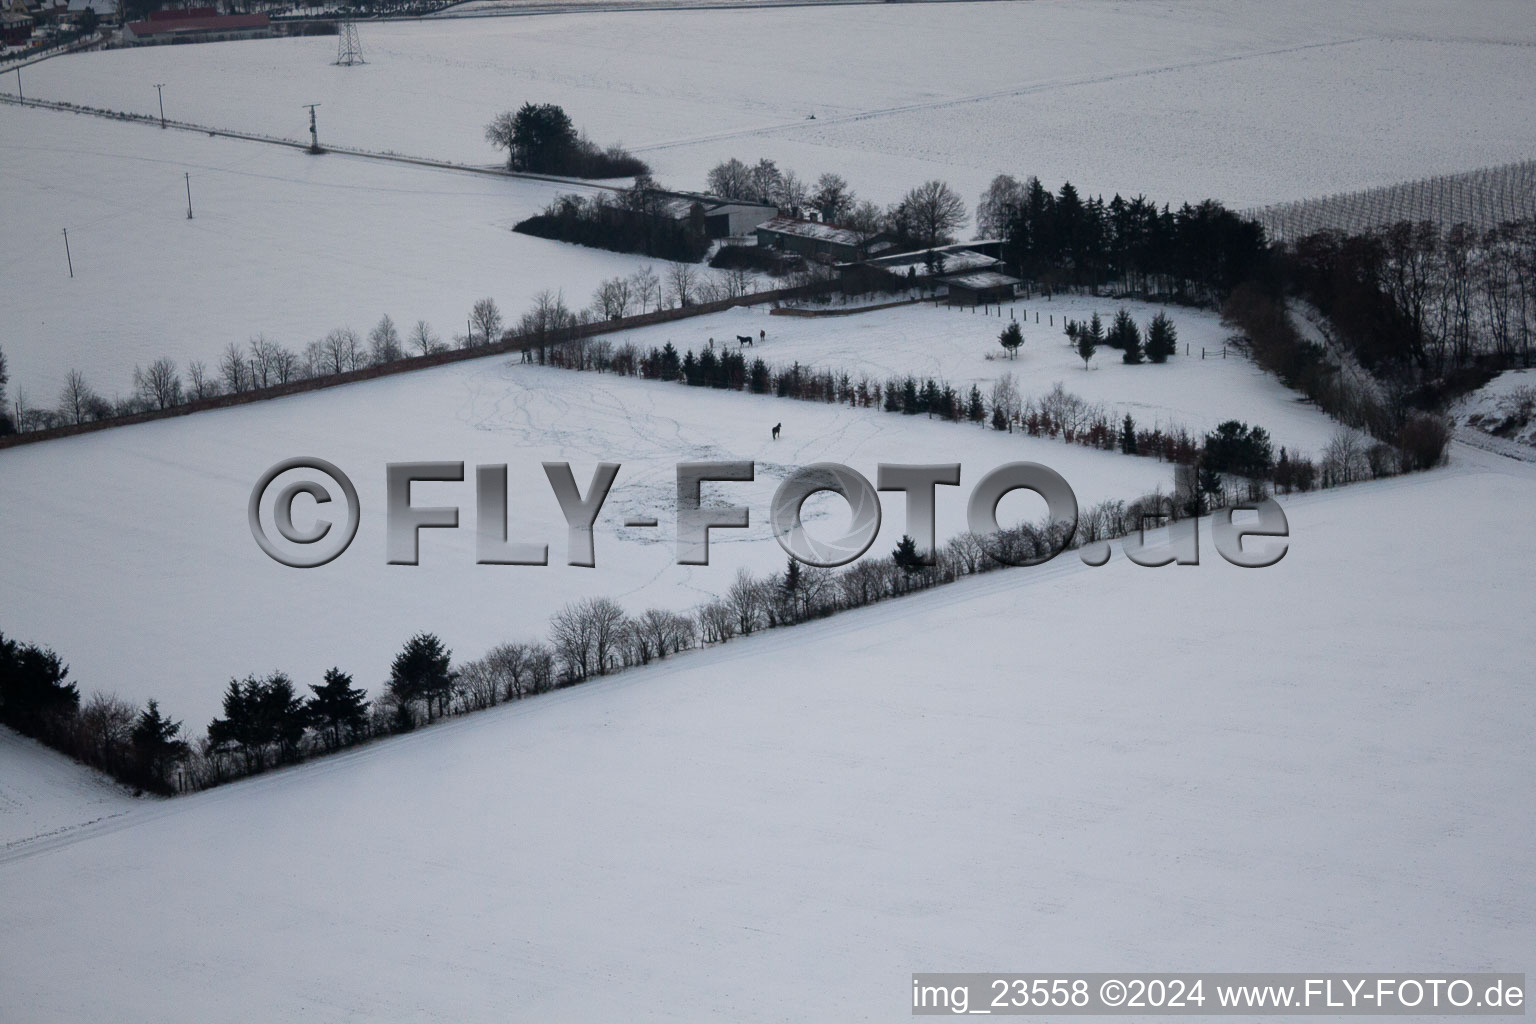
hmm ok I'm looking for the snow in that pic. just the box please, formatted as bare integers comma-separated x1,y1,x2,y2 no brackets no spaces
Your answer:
0,353,1179,728
620,296,1344,456
0,728,137,850
0,100,668,400
1,456,1531,1021
9,0,1535,211
1453,368,1536,450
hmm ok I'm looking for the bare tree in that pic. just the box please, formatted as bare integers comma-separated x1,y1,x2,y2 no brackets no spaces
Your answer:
697,599,737,644
134,358,183,410
812,173,855,223
776,169,809,217
668,262,698,309
470,298,503,347
58,369,98,424
727,567,766,636
309,328,364,376
185,360,219,400
706,158,754,201
369,314,404,365
845,199,885,243
483,641,539,700
631,265,662,313
898,180,967,247
976,173,1025,239
247,335,295,389
220,341,251,394
590,276,633,321
410,320,443,356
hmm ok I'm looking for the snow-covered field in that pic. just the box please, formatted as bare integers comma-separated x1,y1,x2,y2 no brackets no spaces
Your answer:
0,101,665,400
0,728,136,849
636,295,1343,456
2,455,1532,1021
0,353,1177,728
10,0,1535,211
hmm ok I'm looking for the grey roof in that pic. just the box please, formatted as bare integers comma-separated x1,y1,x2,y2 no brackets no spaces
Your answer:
941,270,1021,290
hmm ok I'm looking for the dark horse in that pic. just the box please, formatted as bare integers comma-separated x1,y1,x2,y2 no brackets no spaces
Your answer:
737,334,753,347
772,422,781,440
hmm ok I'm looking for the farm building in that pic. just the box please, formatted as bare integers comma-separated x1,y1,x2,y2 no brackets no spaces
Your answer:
1,9,32,44
837,241,1006,293
122,7,271,45
658,194,778,239
755,217,895,263
940,270,1021,305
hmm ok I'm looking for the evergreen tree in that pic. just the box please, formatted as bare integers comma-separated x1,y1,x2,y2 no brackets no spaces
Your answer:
748,358,770,394
659,342,681,381
901,376,920,414
891,534,925,577
1087,312,1106,347
967,385,986,423
1117,310,1144,364
1145,311,1177,363
260,672,310,764
130,699,189,794
308,668,370,751
999,321,1023,359
390,632,455,724
1121,413,1138,455
681,350,701,386
1077,329,1098,369
0,636,79,738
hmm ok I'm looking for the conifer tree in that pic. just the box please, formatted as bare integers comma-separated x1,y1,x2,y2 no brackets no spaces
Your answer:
999,321,1023,359
130,699,189,794
1146,311,1177,363
308,668,371,751
1121,413,1138,455
390,632,455,724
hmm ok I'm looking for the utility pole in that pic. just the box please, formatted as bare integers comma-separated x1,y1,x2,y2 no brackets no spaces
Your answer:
302,103,321,153
62,228,73,278
185,172,193,219
14,67,20,103
154,83,166,128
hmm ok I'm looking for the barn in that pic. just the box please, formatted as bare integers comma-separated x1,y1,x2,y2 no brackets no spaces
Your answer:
940,270,1021,306
122,7,271,45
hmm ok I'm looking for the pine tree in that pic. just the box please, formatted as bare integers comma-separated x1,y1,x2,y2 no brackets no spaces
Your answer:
782,556,802,597
1119,311,1144,364
308,668,371,750
891,534,925,577
749,358,770,394
390,632,455,724
967,384,986,423
1121,413,1138,455
659,341,681,381
1145,311,1177,363
999,321,1023,359
260,672,310,764
0,637,79,738
1077,330,1097,369
130,699,189,794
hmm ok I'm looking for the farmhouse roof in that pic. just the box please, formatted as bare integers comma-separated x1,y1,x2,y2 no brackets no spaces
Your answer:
125,10,268,35
941,270,1021,289
756,216,867,247
861,246,1002,278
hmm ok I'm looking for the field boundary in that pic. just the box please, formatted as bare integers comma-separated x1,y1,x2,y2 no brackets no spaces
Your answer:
0,286,812,450
0,92,630,193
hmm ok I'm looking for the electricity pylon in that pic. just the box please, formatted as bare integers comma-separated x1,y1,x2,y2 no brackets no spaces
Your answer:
335,21,365,66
